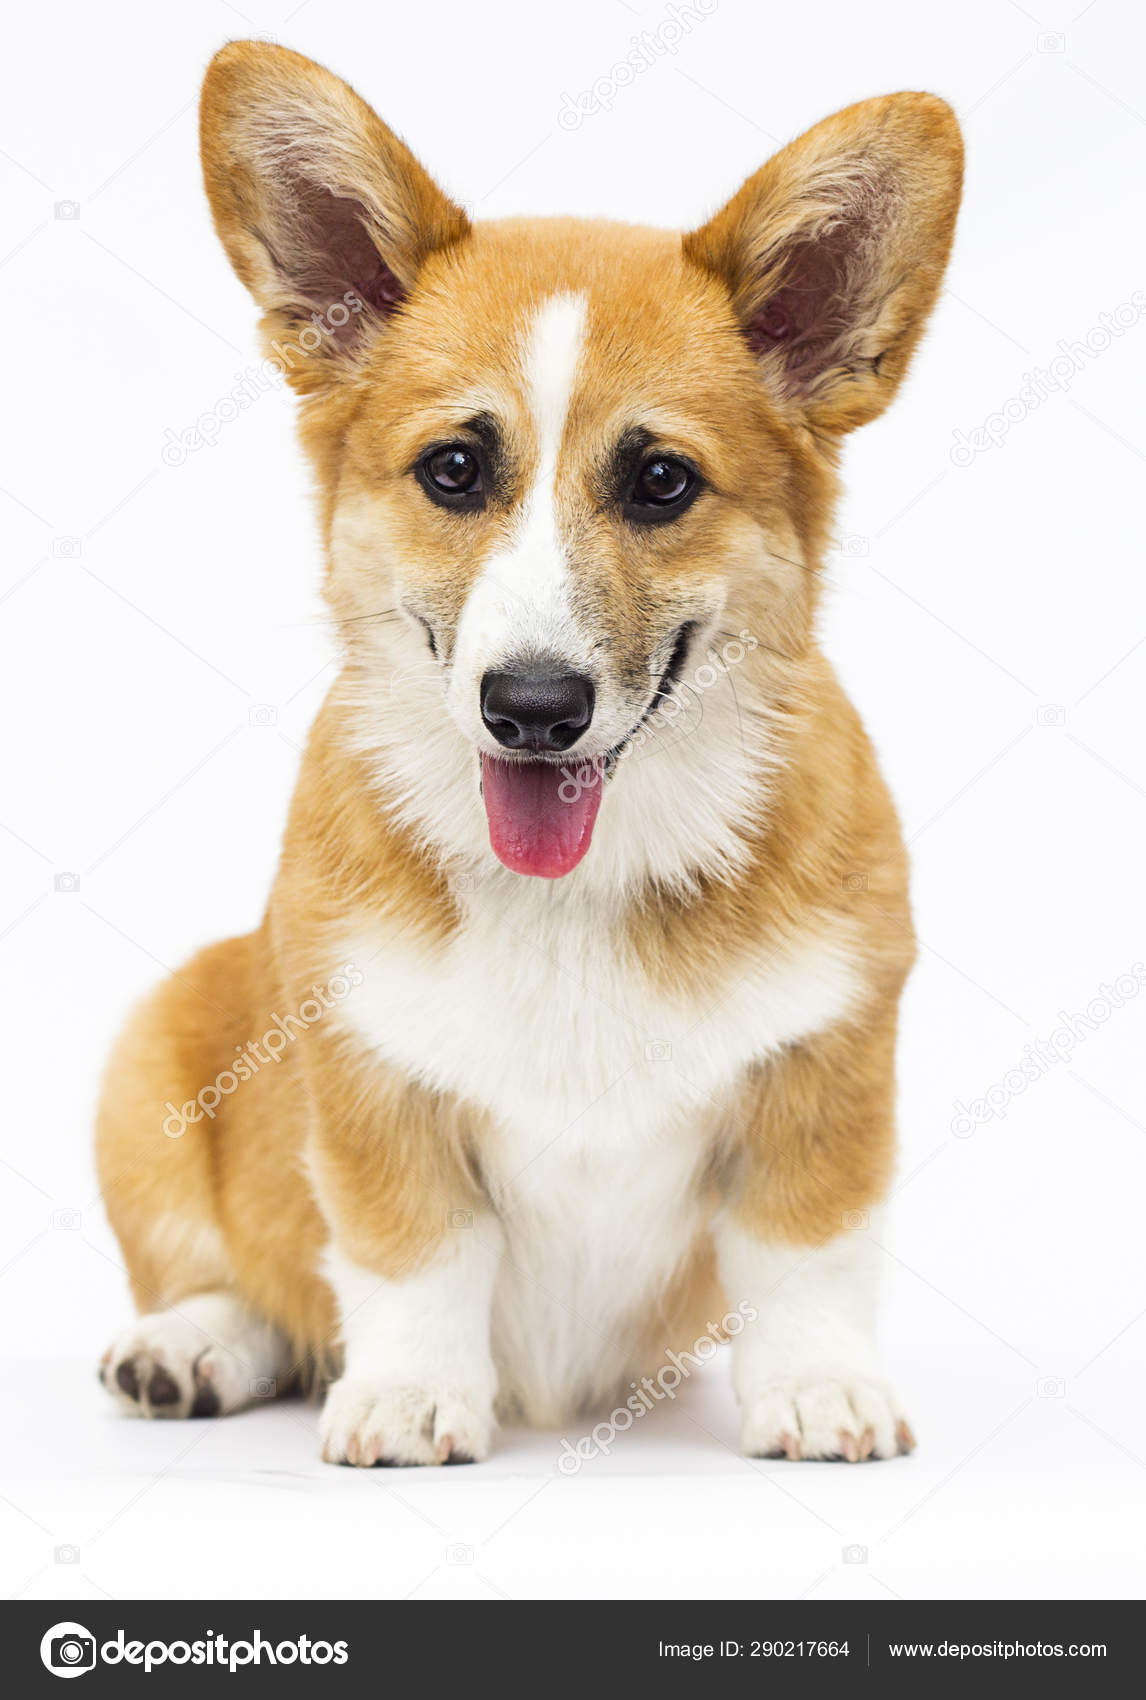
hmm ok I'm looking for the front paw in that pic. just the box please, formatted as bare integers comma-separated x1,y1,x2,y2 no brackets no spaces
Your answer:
741,1378,914,1462
319,1377,494,1467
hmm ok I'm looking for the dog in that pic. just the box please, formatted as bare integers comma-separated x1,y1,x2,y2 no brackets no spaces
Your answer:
96,41,962,1466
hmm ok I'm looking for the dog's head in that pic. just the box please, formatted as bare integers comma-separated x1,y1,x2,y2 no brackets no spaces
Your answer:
201,43,961,889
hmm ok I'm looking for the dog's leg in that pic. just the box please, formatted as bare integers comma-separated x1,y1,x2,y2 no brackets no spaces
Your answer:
96,934,293,1419
717,1220,912,1460
319,1227,503,1466
101,1292,288,1419
717,996,914,1461
308,1050,502,1466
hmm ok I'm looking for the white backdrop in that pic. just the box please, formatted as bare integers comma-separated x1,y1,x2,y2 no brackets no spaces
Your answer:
1,0,1144,1603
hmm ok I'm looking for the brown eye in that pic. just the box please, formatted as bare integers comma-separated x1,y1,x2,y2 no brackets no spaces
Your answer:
418,444,484,506
626,455,699,522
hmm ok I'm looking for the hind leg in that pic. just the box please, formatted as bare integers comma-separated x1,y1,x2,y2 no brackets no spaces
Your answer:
101,1291,287,1419
96,933,289,1420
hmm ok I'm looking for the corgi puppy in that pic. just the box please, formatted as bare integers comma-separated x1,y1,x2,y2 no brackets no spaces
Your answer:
96,42,962,1466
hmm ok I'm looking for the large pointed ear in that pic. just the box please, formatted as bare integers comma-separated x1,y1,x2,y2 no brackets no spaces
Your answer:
683,94,962,435
199,41,469,390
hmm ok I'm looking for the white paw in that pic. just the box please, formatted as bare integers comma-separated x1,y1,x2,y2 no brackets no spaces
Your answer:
100,1310,253,1419
319,1378,493,1467
741,1378,914,1462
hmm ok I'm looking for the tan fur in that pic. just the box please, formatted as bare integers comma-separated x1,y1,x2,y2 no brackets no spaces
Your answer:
97,42,961,1447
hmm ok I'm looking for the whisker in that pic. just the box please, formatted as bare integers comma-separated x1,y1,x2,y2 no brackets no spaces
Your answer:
326,609,404,627
715,630,802,664
767,551,819,576
275,608,405,631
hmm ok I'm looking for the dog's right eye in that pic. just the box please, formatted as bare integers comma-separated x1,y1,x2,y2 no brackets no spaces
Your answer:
417,445,484,508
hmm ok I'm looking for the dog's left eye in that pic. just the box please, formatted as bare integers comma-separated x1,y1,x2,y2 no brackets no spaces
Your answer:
625,456,699,522
417,445,484,507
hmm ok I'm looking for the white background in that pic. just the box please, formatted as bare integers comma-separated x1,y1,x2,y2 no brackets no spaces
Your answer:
1,0,1144,1604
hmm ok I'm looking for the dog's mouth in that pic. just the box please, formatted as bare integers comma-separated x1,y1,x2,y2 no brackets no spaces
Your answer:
479,625,693,879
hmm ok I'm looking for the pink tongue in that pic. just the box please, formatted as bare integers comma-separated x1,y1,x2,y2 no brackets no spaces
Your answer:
481,754,602,877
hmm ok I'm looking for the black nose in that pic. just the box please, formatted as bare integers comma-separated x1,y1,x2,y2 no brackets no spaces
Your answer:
481,670,595,752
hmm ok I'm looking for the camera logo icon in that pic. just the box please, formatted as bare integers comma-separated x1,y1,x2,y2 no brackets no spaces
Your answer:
841,534,870,557
1037,31,1066,53
645,1041,672,1062
40,1621,96,1677
54,872,81,894
446,1208,473,1230
842,1543,868,1565
842,871,868,893
446,1543,475,1565
1037,704,1065,728
54,201,81,221
1037,1376,1066,1398
54,1544,80,1564
249,704,277,727
51,536,82,558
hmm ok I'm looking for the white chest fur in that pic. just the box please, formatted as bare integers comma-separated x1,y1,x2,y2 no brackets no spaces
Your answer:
334,880,862,1421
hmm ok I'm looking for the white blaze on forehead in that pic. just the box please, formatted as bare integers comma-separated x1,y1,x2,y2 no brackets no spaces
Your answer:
527,291,588,484
451,293,590,691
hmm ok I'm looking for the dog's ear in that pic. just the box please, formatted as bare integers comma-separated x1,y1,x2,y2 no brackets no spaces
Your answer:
683,94,962,435
199,41,469,390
